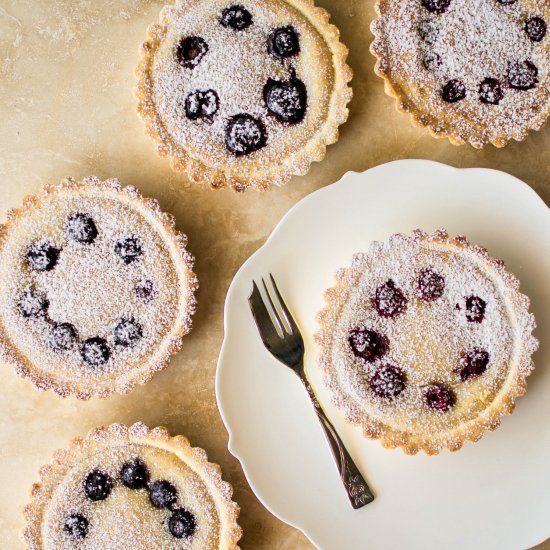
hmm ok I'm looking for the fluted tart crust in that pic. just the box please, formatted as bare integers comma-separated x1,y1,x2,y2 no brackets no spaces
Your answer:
23,423,241,549
0,177,198,399
135,0,352,190
316,230,538,455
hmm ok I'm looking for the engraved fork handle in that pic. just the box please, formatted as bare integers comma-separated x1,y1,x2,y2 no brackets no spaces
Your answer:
297,369,375,509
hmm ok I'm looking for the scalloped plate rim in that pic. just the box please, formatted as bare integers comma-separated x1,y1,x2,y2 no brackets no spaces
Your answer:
215,159,550,550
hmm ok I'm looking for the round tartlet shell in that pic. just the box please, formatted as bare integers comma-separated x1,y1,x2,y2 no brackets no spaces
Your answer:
369,0,550,148
0,176,198,400
315,229,539,455
22,422,242,549
134,0,353,191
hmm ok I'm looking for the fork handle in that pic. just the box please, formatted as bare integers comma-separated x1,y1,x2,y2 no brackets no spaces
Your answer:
299,374,375,509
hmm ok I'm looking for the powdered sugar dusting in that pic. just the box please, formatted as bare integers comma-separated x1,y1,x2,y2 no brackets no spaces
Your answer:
0,179,198,398
373,0,550,146
433,1,532,83
24,424,241,550
42,444,217,549
149,0,335,168
317,230,538,454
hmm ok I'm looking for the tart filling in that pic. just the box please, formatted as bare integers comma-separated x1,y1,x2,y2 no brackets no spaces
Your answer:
23,423,241,549
371,0,550,147
135,0,352,190
316,230,538,454
0,177,198,399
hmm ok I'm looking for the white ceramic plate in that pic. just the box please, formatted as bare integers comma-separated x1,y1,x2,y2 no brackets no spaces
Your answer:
215,160,550,550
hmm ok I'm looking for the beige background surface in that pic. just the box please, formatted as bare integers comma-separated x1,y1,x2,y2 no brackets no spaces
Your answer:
0,0,548,548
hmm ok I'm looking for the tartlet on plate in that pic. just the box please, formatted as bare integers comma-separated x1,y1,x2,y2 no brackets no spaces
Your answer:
0,177,198,399
316,229,538,455
23,423,242,549
370,0,550,147
135,0,352,191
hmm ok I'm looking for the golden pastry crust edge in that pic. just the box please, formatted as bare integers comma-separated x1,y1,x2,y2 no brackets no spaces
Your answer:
22,422,242,549
315,228,539,455
134,0,353,191
0,176,198,400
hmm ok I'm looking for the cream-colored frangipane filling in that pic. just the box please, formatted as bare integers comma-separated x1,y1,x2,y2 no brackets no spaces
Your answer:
0,183,195,396
327,235,518,437
152,0,334,167
42,444,220,550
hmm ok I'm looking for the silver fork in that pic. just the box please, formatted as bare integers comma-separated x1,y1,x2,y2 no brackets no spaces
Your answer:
248,274,375,509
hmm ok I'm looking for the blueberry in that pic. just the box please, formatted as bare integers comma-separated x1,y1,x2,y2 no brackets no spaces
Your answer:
268,26,300,58
369,365,406,399
113,317,143,348
114,236,143,264
65,213,98,244
18,288,49,318
422,51,442,72
84,470,113,501
219,5,253,30
121,458,149,489
135,280,156,303
507,60,538,90
457,348,490,381
442,79,466,103
421,0,451,14
48,323,77,352
26,241,60,272
149,480,177,509
417,267,445,301
264,77,307,123
478,77,503,105
81,337,110,367
185,89,219,122
168,508,197,539
225,114,267,155
348,328,388,362
64,514,89,539
465,295,486,323
176,36,208,68
524,17,547,42
417,20,439,44
372,280,407,318
425,384,456,412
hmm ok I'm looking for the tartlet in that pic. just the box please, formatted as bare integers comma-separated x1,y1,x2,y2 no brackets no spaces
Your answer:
370,0,550,147
316,230,538,455
135,0,352,191
0,177,198,399
23,423,242,549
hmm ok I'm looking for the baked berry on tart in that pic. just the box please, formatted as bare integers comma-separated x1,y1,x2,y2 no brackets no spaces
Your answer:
135,0,352,190
23,423,241,549
371,0,550,147
316,230,538,455
0,177,198,399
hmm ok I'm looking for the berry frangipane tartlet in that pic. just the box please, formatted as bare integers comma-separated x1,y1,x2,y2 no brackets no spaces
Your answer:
135,0,352,190
0,177,198,399
371,0,550,147
316,230,538,455
23,423,241,549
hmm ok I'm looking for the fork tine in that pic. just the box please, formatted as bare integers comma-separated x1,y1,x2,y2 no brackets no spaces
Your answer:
248,281,282,347
268,274,301,337
261,278,288,335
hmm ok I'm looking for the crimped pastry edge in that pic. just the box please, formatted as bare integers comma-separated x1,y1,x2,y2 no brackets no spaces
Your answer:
134,0,353,191
22,422,242,549
315,229,539,455
369,0,550,149
0,176,199,400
